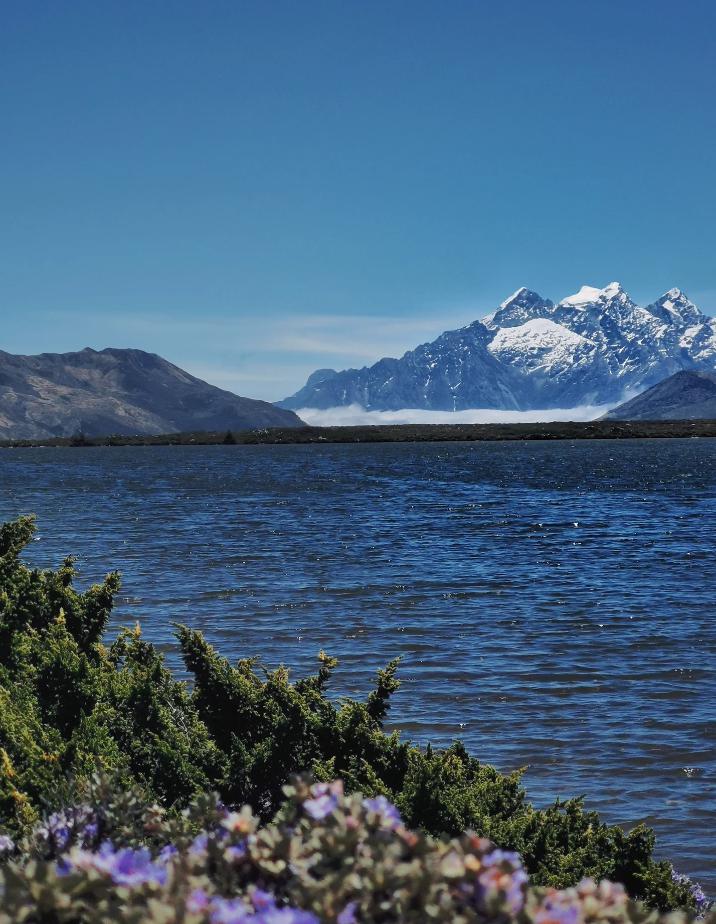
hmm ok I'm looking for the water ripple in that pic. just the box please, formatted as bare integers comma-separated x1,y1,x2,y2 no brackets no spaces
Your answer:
0,439,714,889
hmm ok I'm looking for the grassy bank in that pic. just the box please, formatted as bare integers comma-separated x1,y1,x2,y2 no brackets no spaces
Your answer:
1,418,716,448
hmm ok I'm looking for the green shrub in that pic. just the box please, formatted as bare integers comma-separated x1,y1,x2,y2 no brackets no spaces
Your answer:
0,517,704,911
0,776,712,924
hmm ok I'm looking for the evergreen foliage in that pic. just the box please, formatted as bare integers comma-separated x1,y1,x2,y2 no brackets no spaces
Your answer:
0,518,705,913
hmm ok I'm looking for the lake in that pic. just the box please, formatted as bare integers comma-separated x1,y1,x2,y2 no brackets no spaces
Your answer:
0,439,713,891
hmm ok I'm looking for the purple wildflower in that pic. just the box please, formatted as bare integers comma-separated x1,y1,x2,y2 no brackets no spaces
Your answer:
225,843,247,862
691,885,713,917
56,857,73,877
40,811,73,851
103,844,166,887
362,795,402,829
303,781,342,821
251,889,277,912
337,901,358,924
82,822,99,844
474,850,528,914
535,898,581,924
210,896,252,924
303,793,338,820
260,910,319,924
482,848,523,868
671,867,713,916
63,842,168,887
207,891,319,924
187,889,211,914
159,843,178,863
189,832,210,855
35,806,97,855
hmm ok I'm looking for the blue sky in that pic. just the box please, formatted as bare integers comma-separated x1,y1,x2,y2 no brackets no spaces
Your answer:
1,0,715,401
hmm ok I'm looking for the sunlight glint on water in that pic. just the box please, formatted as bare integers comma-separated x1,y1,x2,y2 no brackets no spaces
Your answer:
0,439,713,889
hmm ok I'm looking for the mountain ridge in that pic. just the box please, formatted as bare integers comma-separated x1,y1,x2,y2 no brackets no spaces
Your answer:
279,283,716,412
0,346,304,439
604,370,716,420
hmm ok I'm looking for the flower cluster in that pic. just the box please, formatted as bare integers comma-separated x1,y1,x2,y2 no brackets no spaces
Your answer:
671,867,713,917
360,795,402,829
33,805,99,855
474,848,529,914
0,780,712,924
303,781,344,821
59,842,169,887
189,889,318,924
529,880,628,924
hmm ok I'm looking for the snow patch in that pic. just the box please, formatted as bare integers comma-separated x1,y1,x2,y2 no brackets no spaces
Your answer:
487,319,592,374
489,318,588,350
559,285,604,307
559,282,626,307
679,324,701,350
601,281,625,299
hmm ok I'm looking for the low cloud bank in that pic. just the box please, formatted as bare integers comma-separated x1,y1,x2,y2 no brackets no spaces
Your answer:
296,403,614,427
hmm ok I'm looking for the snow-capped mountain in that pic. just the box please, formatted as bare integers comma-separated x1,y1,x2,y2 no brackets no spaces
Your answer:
278,284,716,411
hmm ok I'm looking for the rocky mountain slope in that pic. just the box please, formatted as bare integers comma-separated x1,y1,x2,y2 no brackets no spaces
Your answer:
604,370,716,420
0,347,303,439
279,284,716,411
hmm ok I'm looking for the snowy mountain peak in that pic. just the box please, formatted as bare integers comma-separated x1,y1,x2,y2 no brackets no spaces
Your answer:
649,288,703,325
500,287,540,309
654,287,693,309
280,282,716,414
559,282,629,308
600,281,628,300
485,288,553,329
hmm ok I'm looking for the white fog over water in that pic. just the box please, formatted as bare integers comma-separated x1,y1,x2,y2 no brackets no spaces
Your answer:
296,403,615,427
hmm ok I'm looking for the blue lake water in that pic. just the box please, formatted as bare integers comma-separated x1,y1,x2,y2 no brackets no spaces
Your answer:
0,440,714,890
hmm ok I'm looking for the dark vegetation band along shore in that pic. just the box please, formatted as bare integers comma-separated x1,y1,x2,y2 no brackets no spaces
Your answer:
2,419,716,448
0,514,712,924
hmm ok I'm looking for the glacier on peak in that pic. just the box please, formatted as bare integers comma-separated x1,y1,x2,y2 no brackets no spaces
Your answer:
489,317,588,350
559,285,604,307
601,281,628,299
559,282,628,307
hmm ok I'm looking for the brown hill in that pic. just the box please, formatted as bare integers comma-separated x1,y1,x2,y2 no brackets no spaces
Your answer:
0,347,303,439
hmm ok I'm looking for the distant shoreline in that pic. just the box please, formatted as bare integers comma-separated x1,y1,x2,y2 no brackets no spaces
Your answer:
2,419,716,448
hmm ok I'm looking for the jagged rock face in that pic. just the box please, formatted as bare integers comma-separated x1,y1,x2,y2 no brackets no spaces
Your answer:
279,283,716,411
0,347,304,439
284,321,530,412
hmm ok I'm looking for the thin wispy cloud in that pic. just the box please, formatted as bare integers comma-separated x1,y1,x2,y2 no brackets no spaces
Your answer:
32,305,482,401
